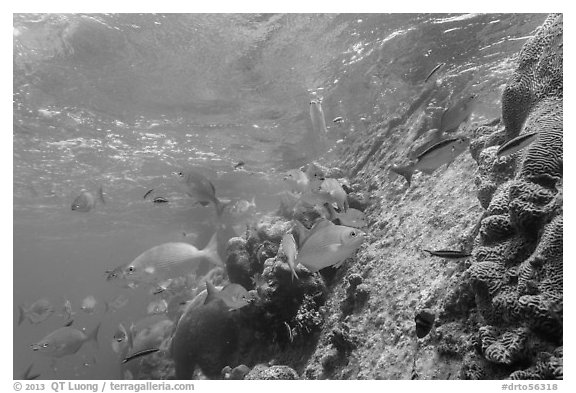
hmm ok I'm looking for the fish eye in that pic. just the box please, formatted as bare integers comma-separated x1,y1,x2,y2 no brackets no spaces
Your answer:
350,231,357,237
42,343,49,348
127,266,135,274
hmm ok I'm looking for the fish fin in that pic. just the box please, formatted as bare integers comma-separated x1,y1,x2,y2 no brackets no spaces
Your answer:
423,249,432,255
201,232,223,266
390,163,415,187
204,281,220,305
97,186,106,205
85,323,100,349
18,305,26,326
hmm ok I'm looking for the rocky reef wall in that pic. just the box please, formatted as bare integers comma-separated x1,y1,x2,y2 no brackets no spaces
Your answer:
300,13,562,380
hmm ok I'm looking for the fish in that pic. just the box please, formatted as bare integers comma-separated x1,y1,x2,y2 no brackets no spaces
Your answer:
439,94,479,133
128,316,173,362
143,189,154,199
105,294,129,313
415,310,435,338
147,299,169,315
283,169,310,193
205,281,252,311
310,99,329,136
71,186,105,212
424,62,445,83
280,233,299,280
496,132,538,158
111,323,133,354
30,323,100,358
18,299,54,325
21,364,41,380
323,203,366,228
390,137,470,186
224,197,256,219
305,163,326,190
115,232,223,286
233,161,245,169
122,348,160,364
313,178,348,211
80,296,97,314
295,219,365,273
423,249,471,259
333,116,344,124
175,170,226,217
153,197,169,203
60,299,75,321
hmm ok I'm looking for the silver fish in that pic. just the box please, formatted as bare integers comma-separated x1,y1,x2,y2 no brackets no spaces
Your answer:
122,348,159,364
80,296,97,314
60,299,75,321
147,299,168,315
280,233,299,280
205,281,252,311
323,204,366,228
295,219,365,273
18,299,54,325
175,170,226,217
496,132,538,157
283,169,310,193
71,186,105,212
440,95,479,133
30,324,100,358
390,137,469,186
115,233,223,286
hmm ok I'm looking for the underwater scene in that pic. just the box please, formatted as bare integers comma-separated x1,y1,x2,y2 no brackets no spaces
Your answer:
13,13,563,380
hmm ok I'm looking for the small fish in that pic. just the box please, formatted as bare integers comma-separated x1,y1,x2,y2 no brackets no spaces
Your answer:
423,249,471,259
440,94,479,133
310,99,328,135
111,323,133,354
18,299,54,325
71,186,105,212
424,62,446,83
415,310,435,338
225,197,256,218
80,296,97,314
112,233,223,286
21,364,40,380
283,169,310,193
143,189,154,199
305,163,326,190
295,219,365,273
175,170,226,217
333,116,344,124
147,299,168,315
313,178,348,211
280,233,299,280
496,132,538,158
233,161,245,169
60,299,75,321
153,197,169,203
30,323,100,358
323,204,366,228
205,281,252,311
105,294,129,313
390,137,469,186
122,348,160,364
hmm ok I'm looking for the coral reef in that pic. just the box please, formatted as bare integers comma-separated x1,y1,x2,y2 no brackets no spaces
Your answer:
440,13,563,379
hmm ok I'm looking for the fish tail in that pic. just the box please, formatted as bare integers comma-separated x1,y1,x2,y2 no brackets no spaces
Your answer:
18,305,26,326
97,186,106,205
201,232,224,267
86,323,101,348
214,198,228,218
390,163,415,187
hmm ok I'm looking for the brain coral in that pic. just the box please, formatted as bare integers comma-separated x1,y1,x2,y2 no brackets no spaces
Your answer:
440,13,563,379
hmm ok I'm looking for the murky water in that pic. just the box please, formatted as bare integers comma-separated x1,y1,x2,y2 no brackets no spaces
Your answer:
13,13,547,379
